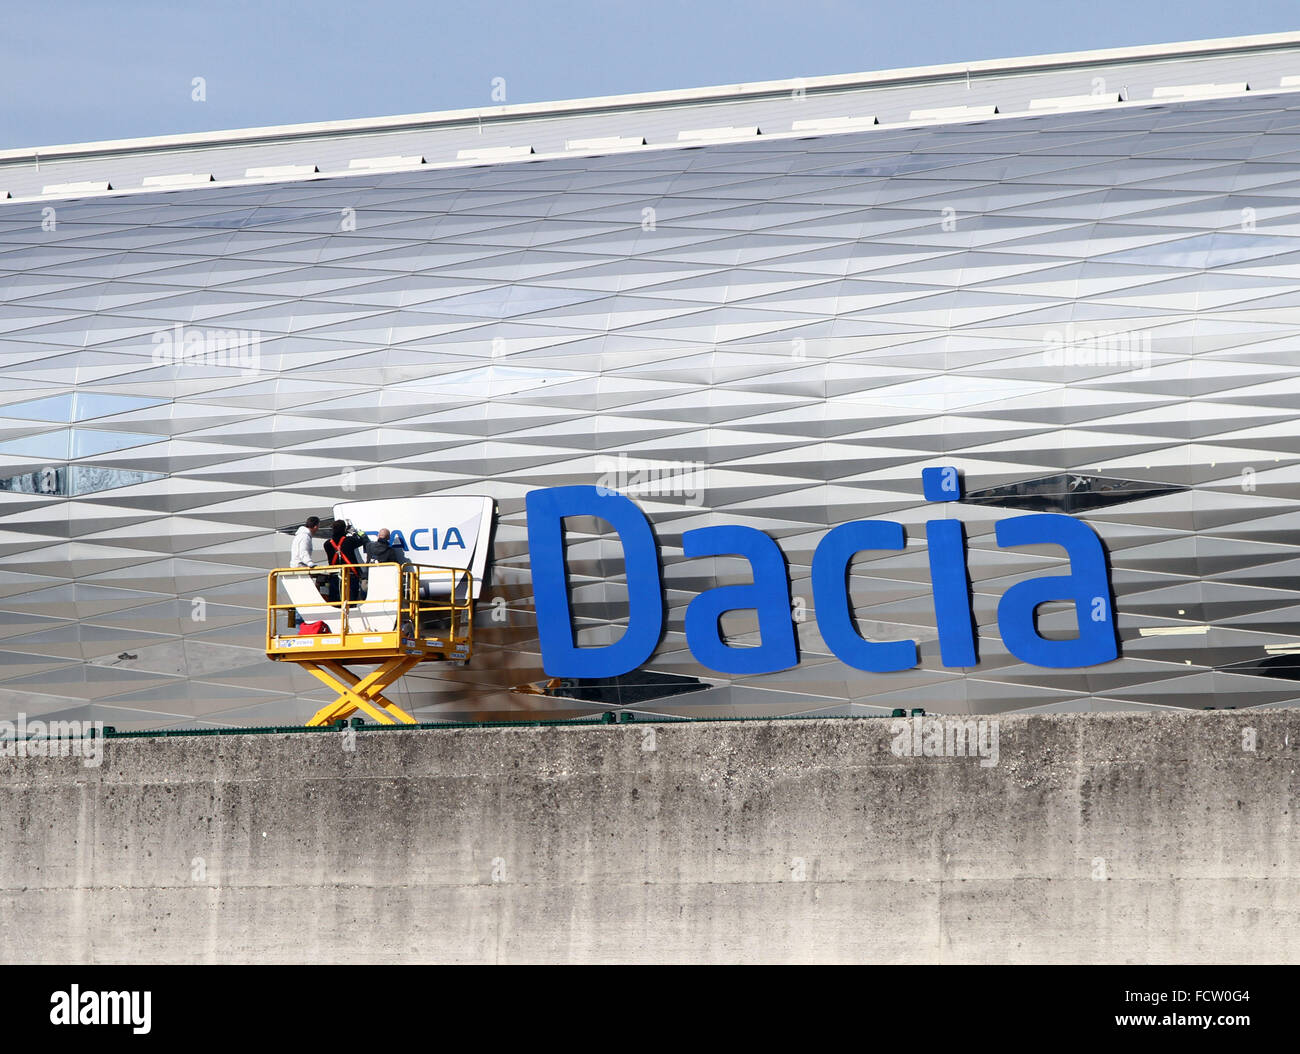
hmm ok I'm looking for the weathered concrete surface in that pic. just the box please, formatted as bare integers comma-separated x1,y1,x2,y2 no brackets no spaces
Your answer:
0,710,1296,963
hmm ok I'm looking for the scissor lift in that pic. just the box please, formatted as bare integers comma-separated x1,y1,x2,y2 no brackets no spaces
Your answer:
265,562,473,726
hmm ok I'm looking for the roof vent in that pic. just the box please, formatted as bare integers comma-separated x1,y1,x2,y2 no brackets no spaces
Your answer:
565,135,646,150
244,164,319,179
347,155,425,169
41,180,111,195
1281,75,1300,88
142,173,215,188
1029,92,1121,109
791,116,879,132
456,146,535,161
963,472,1185,514
1152,82,1249,98
909,104,998,121
512,669,708,705
677,126,760,141
1221,652,1300,681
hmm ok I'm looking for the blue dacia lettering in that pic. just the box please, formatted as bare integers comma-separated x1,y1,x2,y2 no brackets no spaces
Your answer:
362,527,467,551
811,520,917,673
682,524,797,674
994,513,1117,668
526,485,663,678
526,474,1118,678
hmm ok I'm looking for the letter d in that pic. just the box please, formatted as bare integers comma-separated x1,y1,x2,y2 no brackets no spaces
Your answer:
526,485,663,678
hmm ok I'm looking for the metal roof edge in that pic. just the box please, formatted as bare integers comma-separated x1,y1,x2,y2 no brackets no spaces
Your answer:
7,81,1299,208
4,30,1300,164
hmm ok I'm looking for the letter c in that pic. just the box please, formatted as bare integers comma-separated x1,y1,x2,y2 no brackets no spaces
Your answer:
811,520,917,672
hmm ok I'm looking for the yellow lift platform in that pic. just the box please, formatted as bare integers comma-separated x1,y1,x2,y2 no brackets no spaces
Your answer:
265,562,473,726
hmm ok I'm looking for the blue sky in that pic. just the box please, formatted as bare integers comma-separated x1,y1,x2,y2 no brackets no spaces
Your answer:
2,0,1297,148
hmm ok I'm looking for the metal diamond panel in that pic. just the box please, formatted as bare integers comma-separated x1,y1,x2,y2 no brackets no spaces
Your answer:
2,92,1300,727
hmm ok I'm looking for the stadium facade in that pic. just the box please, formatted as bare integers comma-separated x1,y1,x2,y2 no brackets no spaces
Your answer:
3,33,1300,728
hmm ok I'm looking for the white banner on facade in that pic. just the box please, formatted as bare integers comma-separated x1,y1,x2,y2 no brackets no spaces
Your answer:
332,495,496,599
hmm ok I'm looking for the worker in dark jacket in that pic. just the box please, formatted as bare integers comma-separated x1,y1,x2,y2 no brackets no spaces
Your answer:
324,521,366,602
364,528,411,567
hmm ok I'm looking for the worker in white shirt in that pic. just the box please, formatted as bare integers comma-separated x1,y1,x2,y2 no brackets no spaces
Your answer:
288,516,321,626
291,516,321,568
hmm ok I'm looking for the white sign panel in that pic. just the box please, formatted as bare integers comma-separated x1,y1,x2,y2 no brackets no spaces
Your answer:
332,495,496,599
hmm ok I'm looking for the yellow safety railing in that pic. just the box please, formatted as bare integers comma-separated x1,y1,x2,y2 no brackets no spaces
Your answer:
265,562,475,726
265,562,473,657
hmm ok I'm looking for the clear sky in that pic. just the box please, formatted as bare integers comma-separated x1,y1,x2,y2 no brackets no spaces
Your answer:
2,0,1298,148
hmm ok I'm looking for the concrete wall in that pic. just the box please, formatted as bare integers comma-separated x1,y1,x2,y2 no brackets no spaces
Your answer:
1,710,1297,964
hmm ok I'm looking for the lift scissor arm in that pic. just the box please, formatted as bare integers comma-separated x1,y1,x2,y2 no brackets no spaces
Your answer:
265,562,473,726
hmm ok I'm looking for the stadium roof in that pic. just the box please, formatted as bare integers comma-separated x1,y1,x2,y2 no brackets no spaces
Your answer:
4,31,1300,203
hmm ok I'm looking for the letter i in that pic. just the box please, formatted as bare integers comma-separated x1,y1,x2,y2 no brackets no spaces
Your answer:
922,467,977,667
